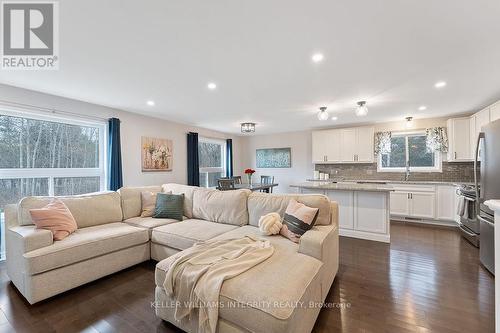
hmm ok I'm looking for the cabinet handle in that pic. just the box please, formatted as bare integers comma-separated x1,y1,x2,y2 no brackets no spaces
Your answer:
454,152,457,159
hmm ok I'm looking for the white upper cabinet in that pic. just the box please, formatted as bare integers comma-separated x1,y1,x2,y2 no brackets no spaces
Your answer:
312,129,341,163
447,117,472,161
490,102,500,122
356,127,375,162
313,126,374,164
312,130,330,163
340,128,357,162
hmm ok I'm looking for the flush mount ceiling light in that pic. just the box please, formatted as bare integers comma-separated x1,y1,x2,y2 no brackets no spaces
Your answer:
146,100,155,106
434,81,447,89
331,116,338,121
355,101,368,117
317,106,329,121
241,122,256,133
312,53,324,63
418,105,427,111
405,116,414,128
207,82,217,90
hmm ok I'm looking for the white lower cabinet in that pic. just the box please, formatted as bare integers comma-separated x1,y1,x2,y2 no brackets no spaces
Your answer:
390,184,457,224
326,190,354,230
326,190,390,242
390,192,411,216
410,192,436,218
354,191,388,234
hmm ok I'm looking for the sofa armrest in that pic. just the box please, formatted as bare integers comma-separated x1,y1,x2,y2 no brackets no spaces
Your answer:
329,201,339,229
298,224,337,261
7,226,53,254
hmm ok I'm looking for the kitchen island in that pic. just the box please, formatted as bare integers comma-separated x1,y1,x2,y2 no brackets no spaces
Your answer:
290,181,394,243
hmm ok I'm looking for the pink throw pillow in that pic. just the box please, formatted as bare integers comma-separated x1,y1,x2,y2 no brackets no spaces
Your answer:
30,199,78,241
280,199,319,243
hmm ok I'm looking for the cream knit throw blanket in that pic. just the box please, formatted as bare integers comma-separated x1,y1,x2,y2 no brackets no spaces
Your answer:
162,236,274,333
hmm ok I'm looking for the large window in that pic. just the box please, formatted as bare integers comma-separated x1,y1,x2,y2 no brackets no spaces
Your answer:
378,132,441,172
198,137,226,187
0,111,107,210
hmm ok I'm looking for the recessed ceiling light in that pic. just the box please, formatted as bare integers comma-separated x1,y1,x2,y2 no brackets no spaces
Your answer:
418,105,427,111
146,100,155,106
331,116,338,121
207,82,217,90
434,81,447,88
312,53,324,63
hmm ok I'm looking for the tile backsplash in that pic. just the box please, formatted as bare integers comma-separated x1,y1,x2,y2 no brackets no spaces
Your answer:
315,162,475,183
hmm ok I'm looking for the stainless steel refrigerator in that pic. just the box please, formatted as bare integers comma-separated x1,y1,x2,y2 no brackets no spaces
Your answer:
475,119,500,275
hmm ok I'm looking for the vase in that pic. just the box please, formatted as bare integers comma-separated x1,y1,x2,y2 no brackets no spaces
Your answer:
247,174,252,184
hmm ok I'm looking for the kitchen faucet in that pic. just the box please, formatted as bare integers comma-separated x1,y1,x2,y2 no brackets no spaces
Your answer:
404,161,411,181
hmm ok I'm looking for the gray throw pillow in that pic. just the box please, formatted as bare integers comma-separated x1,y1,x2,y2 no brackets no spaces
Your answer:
153,193,184,220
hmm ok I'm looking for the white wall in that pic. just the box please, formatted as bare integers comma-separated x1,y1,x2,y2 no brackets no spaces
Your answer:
239,131,313,193
240,117,455,194
0,84,244,187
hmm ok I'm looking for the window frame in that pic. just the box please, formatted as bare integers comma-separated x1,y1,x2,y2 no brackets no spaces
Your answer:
377,130,442,173
0,108,108,195
198,136,227,188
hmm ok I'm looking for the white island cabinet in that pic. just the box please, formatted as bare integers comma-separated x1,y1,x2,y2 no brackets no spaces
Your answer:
291,182,392,243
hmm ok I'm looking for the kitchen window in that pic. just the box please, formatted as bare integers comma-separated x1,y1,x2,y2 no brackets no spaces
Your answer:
198,137,226,187
378,131,441,172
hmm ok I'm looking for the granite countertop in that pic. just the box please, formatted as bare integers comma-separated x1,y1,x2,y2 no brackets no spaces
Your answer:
306,179,474,186
290,182,394,192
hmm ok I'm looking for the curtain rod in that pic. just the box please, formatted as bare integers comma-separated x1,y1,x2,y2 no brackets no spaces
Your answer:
0,99,110,122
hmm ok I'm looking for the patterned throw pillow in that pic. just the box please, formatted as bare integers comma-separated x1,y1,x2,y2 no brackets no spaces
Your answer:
280,199,319,243
153,193,184,221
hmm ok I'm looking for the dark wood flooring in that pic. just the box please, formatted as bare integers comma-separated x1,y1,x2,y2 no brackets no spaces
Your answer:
0,222,494,333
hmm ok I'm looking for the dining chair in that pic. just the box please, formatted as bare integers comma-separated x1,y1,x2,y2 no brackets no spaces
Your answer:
218,178,235,191
260,175,275,193
232,176,242,184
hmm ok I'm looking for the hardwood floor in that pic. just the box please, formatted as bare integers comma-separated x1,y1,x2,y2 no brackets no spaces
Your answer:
0,222,494,333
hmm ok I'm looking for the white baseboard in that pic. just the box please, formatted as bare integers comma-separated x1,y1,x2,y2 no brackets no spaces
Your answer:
390,216,458,227
339,229,390,243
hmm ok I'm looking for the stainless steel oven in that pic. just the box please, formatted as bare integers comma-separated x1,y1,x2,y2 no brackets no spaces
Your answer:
457,185,479,247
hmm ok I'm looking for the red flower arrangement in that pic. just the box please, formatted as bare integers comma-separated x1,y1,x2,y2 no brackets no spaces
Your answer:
244,168,256,174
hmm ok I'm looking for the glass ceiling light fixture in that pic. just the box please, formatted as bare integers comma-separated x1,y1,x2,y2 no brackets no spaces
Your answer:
241,122,256,133
405,116,414,128
355,101,368,117
317,106,329,121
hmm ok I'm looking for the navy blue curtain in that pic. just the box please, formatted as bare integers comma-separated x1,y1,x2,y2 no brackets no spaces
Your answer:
108,118,123,191
226,139,233,178
187,132,200,186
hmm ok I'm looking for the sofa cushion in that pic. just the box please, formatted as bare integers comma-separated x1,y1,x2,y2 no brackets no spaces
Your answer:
151,219,238,250
155,225,323,333
23,222,149,275
19,192,123,228
123,216,180,231
192,188,251,226
161,184,198,218
247,192,331,227
118,186,163,220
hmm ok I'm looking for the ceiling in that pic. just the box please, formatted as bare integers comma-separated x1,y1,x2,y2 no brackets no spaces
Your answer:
2,0,500,135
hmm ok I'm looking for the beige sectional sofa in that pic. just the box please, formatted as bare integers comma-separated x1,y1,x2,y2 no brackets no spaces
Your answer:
5,183,339,333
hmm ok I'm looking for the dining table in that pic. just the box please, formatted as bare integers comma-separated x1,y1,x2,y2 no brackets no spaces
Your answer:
217,183,278,193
